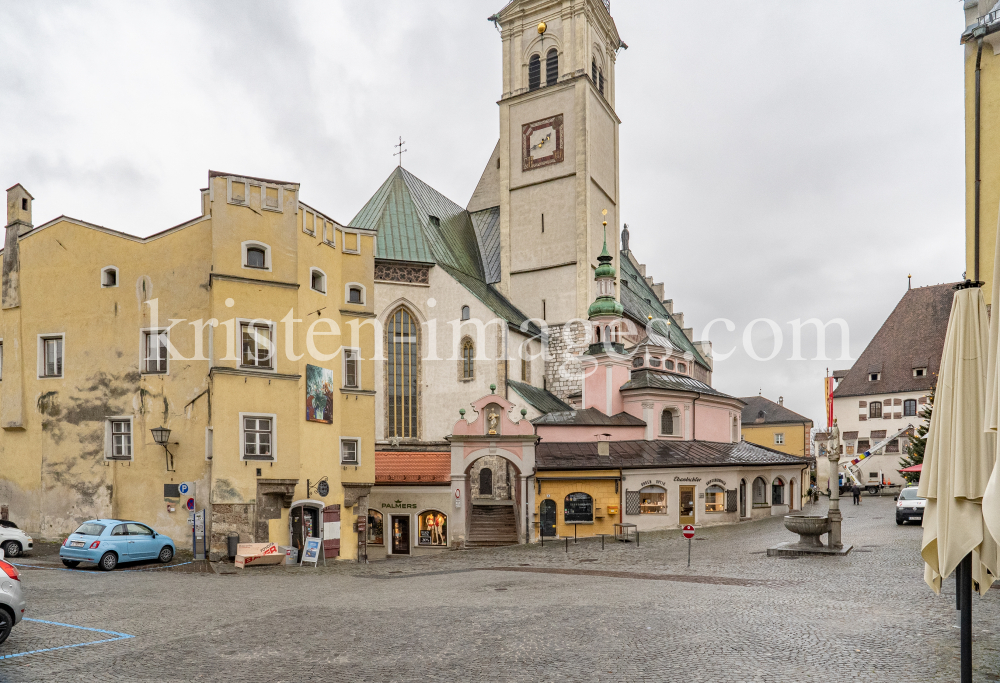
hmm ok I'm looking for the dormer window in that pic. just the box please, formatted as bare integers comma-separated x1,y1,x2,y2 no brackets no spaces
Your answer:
101,266,118,288
429,215,441,228
913,368,926,378
649,358,661,368
665,360,675,371
869,372,881,382
677,363,687,373
632,357,644,368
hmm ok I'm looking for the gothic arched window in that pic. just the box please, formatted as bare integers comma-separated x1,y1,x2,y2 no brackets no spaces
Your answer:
546,49,559,85
592,57,598,83
387,307,419,438
529,54,541,91
461,337,475,380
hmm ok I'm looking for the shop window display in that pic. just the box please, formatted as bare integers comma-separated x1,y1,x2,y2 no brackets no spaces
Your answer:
705,485,725,513
367,510,384,545
639,486,666,514
564,492,594,523
418,510,448,546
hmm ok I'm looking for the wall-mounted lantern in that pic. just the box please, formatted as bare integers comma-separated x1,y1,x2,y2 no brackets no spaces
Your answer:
151,426,177,472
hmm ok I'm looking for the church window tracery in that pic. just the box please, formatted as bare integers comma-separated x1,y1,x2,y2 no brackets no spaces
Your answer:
387,307,419,438
461,337,475,380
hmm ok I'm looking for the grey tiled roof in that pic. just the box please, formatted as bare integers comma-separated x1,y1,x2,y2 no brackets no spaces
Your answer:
740,395,813,426
508,380,572,415
618,255,709,371
620,369,739,400
536,439,807,470
470,207,501,284
533,407,646,426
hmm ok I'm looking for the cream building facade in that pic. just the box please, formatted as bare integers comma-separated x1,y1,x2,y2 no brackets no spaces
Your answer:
0,174,376,561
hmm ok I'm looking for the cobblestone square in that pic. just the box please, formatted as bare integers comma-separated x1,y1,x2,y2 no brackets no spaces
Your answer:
2,496,998,682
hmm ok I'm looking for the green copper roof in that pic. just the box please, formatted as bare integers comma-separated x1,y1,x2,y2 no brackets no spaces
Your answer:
588,228,623,318
508,379,572,415
619,254,709,370
594,230,616,279
349,167,540,337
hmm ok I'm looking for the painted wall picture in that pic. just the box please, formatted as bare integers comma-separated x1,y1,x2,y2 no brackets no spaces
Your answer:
306,364,334,424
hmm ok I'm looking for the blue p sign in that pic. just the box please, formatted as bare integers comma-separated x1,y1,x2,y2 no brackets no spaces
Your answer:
179,483,189,495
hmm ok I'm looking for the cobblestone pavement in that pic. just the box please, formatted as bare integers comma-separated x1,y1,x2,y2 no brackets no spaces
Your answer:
1,496,999,682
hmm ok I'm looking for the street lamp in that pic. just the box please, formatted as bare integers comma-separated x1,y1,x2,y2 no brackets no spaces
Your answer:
151,426,176,472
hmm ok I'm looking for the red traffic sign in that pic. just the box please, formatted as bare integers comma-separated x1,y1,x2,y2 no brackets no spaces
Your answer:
682,525,695,539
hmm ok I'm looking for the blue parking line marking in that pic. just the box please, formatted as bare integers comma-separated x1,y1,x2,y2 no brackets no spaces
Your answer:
0,618,133,661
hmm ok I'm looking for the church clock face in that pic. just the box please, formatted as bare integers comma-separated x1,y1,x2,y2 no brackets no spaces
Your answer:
522,114,564,171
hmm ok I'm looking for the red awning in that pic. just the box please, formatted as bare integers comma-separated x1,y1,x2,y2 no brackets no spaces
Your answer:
899,463,923,473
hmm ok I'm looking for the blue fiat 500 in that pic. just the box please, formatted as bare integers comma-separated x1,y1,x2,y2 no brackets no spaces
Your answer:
59,520,175,571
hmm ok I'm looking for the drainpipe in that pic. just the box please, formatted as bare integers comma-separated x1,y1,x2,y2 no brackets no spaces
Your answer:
975,35,984,281
692,393,700,440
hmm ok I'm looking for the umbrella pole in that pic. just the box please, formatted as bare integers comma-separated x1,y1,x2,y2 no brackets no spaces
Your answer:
960,552,973,683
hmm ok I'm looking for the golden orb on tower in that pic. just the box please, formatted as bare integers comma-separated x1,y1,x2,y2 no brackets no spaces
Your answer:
538,22,547,35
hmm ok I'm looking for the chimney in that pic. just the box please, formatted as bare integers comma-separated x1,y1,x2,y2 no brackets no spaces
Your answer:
6,184,33,236
778,396,784,406
3,184,31,309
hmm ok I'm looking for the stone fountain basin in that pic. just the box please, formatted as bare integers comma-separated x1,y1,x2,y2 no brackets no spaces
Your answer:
783,514,830,536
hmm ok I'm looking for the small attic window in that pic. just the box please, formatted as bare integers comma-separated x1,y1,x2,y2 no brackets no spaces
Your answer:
913,368,926,377
101,266,119,288
869,372,881,382
21,198,27,210
677,363,687,373
429,215,441,227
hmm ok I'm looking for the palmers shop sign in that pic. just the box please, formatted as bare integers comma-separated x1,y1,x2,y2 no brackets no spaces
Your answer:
382,500,417,509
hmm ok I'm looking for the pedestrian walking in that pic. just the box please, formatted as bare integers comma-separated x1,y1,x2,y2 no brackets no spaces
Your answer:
851,482,861,506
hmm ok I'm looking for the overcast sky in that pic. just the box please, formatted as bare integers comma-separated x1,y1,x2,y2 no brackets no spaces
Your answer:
0,1,966,428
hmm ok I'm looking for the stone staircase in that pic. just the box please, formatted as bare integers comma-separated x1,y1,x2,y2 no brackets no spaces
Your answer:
466,504,519,547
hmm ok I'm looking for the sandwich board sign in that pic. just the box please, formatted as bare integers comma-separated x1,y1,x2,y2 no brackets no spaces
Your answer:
302,537,322,566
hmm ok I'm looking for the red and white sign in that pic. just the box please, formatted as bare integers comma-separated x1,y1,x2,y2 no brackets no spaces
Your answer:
682,525,695,539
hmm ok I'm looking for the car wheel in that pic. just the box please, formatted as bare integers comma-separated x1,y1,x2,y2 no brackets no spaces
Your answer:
1,540,21,558
896,518,904,525
99,552,118,571
0,606,12,645
62,559,80,568
157,546,173,564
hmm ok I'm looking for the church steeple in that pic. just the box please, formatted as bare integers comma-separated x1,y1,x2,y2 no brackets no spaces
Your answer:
588,224,623,319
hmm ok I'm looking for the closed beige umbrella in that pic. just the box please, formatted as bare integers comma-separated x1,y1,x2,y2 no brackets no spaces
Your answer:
919,286,997,595
982,222,1000,547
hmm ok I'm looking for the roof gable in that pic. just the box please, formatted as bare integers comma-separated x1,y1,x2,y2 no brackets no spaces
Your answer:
832,283,957,398
739,395,812,426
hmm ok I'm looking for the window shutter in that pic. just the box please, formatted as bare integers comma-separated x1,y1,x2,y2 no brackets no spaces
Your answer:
726,489,737,513
625,490,641,516
323,505,341,559
859,401,867,408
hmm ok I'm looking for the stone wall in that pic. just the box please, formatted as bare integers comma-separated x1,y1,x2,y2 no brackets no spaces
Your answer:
470,455,515,500
210,503,254,561
544,321,588,402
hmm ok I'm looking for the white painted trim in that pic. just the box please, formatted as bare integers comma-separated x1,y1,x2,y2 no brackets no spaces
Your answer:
239,411,277,462
260,184,283,213
339,228,362,254
344,282,366,305
342,347,361,389
302,208,316,235
139,327,170,376
339,436,360,465
227,177,250,207
100,265,119,288
241,241,272,272
309,267,327,294
237,317,277,373
37,333,65,379
104,415,135,461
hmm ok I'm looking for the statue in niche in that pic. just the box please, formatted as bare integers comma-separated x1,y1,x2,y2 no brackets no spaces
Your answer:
487,408,499,435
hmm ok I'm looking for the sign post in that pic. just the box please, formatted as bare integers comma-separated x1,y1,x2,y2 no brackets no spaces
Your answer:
682,525,695,567
180,482,196,559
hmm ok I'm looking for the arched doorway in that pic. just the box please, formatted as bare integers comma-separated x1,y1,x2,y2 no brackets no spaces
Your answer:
540,499,556,537
466,454,521,547
289,501,323,564
789,479,796,511
479,467,493,496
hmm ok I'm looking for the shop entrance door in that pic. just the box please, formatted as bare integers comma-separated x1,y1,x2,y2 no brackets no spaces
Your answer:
291,506,320,564
391,515,410,555
540,499,556,538
679,486,696,526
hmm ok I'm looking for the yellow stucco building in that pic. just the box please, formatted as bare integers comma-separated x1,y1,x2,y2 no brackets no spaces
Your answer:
535,469,621,540
0,173,375,560
962,5,1000,297
739,395,813,460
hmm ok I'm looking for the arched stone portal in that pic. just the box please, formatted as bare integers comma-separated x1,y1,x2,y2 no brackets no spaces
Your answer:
449,392,538,548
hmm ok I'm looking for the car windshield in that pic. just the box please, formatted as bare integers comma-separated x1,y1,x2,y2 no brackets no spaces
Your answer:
73,523,107,536
899,489,924,501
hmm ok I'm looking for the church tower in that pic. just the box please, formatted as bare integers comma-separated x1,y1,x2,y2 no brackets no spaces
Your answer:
487,0,624,327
